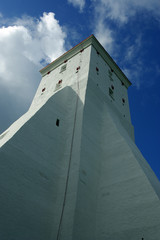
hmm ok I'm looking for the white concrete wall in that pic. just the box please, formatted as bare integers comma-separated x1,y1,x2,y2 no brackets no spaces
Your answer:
0,42,160,240
0,46,91,148
0,46,91,239
72,46,160,239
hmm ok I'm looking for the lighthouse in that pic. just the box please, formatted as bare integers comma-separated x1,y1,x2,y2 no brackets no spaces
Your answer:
0,35,160,240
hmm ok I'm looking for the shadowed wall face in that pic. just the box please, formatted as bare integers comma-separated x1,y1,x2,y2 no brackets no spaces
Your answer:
0,87,83,240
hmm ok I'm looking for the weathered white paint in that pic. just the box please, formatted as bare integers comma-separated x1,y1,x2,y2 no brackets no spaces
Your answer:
0,35,160,240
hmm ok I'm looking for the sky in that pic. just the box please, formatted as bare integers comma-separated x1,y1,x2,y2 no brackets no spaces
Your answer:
0,0,160,179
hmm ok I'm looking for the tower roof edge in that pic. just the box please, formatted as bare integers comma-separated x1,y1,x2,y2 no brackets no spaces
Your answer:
40,34,131,88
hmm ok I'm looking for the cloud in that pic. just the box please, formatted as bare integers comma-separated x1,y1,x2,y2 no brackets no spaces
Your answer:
0,12,67,133
67,0,85,12
92,0,160,24
94,21,114,54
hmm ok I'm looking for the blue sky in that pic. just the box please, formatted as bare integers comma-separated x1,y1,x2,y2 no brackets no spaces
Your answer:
0,0,160,179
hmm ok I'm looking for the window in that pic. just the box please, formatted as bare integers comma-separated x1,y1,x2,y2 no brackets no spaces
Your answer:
60,64,67,73
108,69,113,81
55,80,62,91
56,119,60,126
109,88,114,99
58,80,62,84
42,87,46,92
76,66,80,71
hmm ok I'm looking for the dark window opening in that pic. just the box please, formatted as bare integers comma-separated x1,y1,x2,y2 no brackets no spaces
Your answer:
47,71,51,75
80,49,84,53
56,119,60,126
42,88,46,92
122,98,125,104
121,81,124,86
96,67,99,72
64,59,68,63
111,85,114,90
96,51,100,55
58,80,62,84
76,66,80,71
109,88,114,99
111,68,114,72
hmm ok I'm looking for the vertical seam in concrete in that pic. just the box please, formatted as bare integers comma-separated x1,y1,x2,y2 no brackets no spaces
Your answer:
56,58,81,240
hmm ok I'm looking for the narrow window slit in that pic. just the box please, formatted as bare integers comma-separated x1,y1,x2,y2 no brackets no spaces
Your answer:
56,119,60,126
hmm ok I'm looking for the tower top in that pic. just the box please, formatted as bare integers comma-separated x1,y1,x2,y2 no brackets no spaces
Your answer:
40,34,131,88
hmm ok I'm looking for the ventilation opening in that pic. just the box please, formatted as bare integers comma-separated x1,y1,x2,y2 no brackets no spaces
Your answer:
109,88,114,99
58,79,62,84
42,87,46,92
60,64,67,73
111,85,114,90
122,98,125,104
56,119,60,126
47,71,51,75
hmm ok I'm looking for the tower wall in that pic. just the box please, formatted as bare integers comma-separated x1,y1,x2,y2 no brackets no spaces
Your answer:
72,46,160,239
0,35,160,240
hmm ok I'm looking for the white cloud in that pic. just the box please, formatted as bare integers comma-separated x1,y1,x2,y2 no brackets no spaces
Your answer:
94,21,114,54
0,12,67,133
67,0,85,12
92,0,160,24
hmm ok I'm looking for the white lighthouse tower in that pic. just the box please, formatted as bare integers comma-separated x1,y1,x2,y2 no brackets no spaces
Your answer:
0,35,160,240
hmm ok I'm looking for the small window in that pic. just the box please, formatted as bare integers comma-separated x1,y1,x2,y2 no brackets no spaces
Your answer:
55,80,62,91
47,71,51,75
56,119,60,126
42,87,46,92
96,51,100,55
122,98,125,104
58,80,62,84
60,64,67,73
109,88,114,99
76,66,80,71
96,67,99,72
64,59,68,63
80,49,84,53
111,85,114,90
